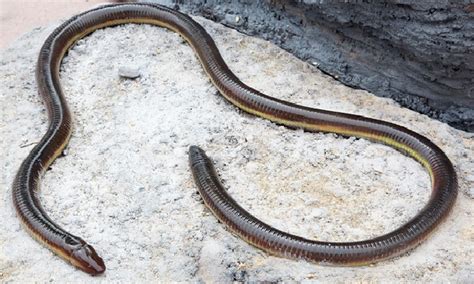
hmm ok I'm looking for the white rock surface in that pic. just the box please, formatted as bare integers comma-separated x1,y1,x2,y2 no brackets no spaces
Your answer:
0,16,473,282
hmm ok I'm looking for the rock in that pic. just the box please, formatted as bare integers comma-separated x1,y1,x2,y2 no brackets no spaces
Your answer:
118,66,141,79
0,14,472,283
151,0,474,132
224,13,245,27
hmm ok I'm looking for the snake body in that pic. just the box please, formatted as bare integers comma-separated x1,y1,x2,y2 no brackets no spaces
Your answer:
13,3,457,275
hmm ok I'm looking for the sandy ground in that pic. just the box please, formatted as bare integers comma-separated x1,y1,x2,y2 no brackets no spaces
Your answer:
0,10,473,283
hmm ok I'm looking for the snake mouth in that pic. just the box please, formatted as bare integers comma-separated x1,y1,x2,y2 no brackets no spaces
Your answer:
70,243,106,275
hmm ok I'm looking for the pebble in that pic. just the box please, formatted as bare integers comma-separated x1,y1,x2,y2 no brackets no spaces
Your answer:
118,66,141,79
224,13,244,27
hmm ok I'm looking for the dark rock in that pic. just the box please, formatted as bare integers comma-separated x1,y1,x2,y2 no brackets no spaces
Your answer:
146,0,474,132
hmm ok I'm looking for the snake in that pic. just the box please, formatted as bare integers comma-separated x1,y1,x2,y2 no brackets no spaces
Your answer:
12,3,458,275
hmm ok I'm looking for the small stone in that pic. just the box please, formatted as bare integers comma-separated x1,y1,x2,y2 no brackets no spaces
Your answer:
224,13,244,27
118,66,141,79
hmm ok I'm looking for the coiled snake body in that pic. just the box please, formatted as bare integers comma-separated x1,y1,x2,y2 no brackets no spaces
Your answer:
13,3,458,275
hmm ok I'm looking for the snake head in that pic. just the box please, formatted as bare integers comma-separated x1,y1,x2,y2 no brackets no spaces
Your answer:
69,242,106,275
189,145,208,166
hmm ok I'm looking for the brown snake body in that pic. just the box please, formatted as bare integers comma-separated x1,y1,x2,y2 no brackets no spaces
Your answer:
13,3,457,274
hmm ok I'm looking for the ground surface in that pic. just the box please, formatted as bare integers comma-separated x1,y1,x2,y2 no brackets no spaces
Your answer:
0,14,473,283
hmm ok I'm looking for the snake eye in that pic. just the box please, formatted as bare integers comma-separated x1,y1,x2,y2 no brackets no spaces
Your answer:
189,145,204,156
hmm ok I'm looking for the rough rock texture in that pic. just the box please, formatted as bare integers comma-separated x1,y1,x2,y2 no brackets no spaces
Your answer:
1,15,473,282
148,0,474,132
